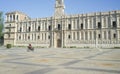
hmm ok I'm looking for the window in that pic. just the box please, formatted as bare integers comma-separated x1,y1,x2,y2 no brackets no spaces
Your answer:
28,27,31,32
45,33,46,40
24,17,27,20
38,26,40,31
58,24,61,30
48,25,51,31
77,32,79,40
42,33,43,40
38,36,40,39
10,15,12,21
113,34,116,39
94,31,96,39
48,35,50,39
113,21,117,28
13,15,15,20
73,32,75,40
98,22,101,29
9,24,11,27
28,36,30,40
16,15,18,20
85,32,87,40
8,34,10,38
98,34,101,39
9,29,11,32
19,36,21,40
81,31,83,39
104,31,106,39
108,31,111,39
81,23,83,29
68,24,71,30
20,27,22,32
68,35,71,39
90,31,92,40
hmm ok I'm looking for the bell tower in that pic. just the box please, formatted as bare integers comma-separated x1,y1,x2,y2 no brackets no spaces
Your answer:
54,0,65,17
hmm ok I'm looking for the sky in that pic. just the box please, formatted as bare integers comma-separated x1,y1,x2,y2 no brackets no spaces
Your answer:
0,0,120,18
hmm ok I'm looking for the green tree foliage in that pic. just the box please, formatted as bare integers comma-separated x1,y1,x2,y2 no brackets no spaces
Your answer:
0,12,3,38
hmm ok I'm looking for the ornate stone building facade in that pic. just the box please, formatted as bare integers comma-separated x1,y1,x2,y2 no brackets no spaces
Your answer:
4,0,120,48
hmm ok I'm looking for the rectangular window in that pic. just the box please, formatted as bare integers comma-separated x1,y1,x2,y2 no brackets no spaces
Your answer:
98,22,101,29
81,23,83,29
13,15,15,21
68,24,71,30
113,34,116,39
108,31,111,40
98,34,101,39
113,21,117,28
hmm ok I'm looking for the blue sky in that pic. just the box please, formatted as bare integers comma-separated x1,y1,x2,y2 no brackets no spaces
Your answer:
0,0,120,18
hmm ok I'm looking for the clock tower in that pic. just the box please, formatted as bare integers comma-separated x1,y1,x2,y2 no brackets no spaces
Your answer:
54,0,65,17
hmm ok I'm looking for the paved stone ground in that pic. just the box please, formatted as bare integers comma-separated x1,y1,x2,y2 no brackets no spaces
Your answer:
0,47,120,74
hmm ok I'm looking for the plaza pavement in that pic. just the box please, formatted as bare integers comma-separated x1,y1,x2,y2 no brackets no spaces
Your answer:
0,46,120,74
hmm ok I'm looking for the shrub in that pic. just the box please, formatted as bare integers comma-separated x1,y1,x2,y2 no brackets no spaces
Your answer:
6,44,12,49
114,47,120,49
70,46,76,48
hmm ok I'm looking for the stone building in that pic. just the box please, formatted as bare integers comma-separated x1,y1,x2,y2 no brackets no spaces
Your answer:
4,0,120,48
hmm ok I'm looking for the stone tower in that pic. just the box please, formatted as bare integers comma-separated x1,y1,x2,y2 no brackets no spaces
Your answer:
54,0,65,17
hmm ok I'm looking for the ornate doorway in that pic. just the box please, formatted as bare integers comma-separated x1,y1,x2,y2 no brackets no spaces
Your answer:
57,39,61,47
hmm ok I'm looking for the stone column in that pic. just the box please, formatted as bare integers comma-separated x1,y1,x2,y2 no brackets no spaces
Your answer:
50,17,54,47
12,14,13,21
117,16,120,27
61,17,65,47
118,30,120,45
8,15,10,21
5,15,8,21
117,30,119,43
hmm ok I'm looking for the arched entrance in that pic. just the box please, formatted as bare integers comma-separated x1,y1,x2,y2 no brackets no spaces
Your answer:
57,39,61,47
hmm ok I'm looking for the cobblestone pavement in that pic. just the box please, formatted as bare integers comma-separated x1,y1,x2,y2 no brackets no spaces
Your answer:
0,47,120,74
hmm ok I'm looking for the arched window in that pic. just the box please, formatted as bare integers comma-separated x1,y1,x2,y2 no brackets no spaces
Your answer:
58,24,61,30
68,24,71,30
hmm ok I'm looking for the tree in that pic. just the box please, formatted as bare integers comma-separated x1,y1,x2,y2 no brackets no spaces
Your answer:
0,12,4,38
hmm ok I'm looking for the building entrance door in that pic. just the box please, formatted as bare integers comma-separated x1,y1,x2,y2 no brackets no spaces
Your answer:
57,39,61,47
